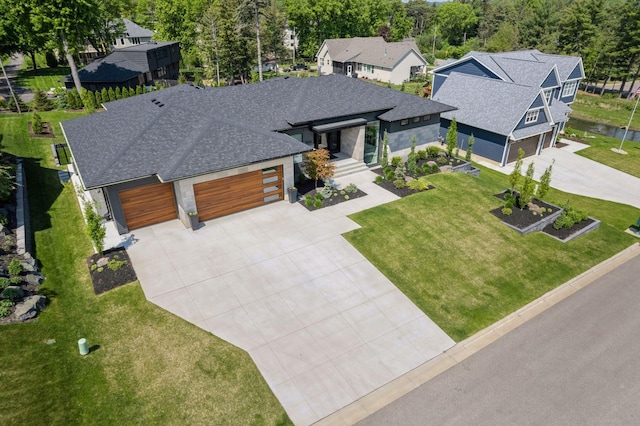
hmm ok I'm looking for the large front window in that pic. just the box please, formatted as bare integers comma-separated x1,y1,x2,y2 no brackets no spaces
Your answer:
562,81,578,97
364,121,380,165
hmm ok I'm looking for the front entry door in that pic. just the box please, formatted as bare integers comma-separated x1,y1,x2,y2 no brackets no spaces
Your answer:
346,65,352,77
327,131,340,153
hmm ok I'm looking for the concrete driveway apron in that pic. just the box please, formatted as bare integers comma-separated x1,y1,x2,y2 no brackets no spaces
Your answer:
480,140,640,209
125,171,455,425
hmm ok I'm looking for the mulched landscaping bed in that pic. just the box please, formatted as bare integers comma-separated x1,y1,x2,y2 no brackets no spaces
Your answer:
28,121,55,138
542,217,597,241
86,248,137,295
298,187,367,210
375,178,435,198
490,192,560,230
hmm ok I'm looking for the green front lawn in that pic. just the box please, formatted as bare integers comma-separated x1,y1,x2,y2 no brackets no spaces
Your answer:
344,169,638,342
566,132,640,178
15,67,70,92
0,112,290,425
571,92,640,130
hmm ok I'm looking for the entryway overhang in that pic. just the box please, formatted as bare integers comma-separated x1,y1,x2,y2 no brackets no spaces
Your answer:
311,118,367,133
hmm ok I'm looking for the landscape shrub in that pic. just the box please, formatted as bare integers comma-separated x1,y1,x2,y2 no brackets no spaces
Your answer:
501,207,513,215
136,85,143,95
1,287,20,300
45,50,58,68
407,177,429,191
553,202,588,229
319,183,334,199
305,195,313,206
454,147,460,158
115,87,122,100
84,201,106,253
107,259,127,271
107,87,116,102
384,169,395,181
465,134,474,161
32,112,43,134
0,300,13,318
431,164,440,173
0,277,10,289
416,149,427,160
407,136,418,174
509,148,524,195
381,132,390,168
314,199,323,208
426,146,441,157
10,277,21,285
8,259,23,276
436,156,448,166
344,183,358,193
391,156,403,167
446,117,457,157
81,89,95,113
129,87,135,97
422,163,431,174
94,90,102,106
393,179,405,189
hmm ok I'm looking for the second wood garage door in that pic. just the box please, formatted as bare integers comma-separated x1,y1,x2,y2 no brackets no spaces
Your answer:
507,135,540,163
194,166,283,222
120,182,178,230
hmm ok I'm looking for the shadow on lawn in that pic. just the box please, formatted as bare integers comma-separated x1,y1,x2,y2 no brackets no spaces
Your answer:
23,157,65,259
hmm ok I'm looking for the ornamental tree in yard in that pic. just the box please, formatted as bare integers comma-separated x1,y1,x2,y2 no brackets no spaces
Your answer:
380,131,390,168
519,162,536,209
536,160,554,200
509,148,524,195
303,149,335,187
465,134,474,162
446,117,457,157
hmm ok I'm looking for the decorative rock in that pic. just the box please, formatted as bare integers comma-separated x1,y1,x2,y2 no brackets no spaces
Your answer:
25,273,44,285
20,261,36,272
13,295,47,321
96,257,109,267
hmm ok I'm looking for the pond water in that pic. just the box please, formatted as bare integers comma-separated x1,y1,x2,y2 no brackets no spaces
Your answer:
568,117,640,142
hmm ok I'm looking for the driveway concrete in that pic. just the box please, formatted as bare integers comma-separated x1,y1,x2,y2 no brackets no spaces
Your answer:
478,139,640,209
124,171,455,425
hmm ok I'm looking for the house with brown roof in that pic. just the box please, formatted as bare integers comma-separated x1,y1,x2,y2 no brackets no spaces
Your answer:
316,37,427,85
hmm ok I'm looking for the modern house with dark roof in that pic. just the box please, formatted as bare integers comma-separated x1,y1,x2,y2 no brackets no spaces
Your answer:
431,50,584,165
316,37,427,84
63,41,181,91
61,75,454,234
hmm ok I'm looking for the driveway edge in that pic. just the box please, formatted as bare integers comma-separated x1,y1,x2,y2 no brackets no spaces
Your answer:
314,242,640,426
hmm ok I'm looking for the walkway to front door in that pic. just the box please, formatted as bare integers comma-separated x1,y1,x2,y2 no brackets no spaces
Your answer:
125,171,455,425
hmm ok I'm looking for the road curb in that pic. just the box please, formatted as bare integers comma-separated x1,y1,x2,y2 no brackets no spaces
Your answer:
314,242,640,426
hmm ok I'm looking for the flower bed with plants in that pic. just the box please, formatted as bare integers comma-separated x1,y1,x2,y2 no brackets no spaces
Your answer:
490,191,561,233
86,248,137,295
542,202,599,241
299,182,367,210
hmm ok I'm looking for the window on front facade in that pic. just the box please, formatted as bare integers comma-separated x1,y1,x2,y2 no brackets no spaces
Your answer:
525,110,539,124
422,115,431,121
364,64,373,73
562,81,578,97
413,117,420,123
543,88,553,104
401,119,409,125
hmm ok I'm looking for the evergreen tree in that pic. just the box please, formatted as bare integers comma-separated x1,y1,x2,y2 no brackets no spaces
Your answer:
101,87,108,103
94,90,102,106
519,162,536,208
465,134,474,162
407,135,418,174
536,160,554,200
129,87,136,97
381,131,390,168
446,117,457,157
107,87,116,102
115,86,122,100
509,148,524,196
136,85,143,95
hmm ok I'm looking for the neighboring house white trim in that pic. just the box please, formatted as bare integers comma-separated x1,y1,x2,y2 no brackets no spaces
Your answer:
562,80,579,97
525,110,540,124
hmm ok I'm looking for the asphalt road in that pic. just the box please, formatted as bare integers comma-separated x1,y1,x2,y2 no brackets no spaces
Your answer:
359,255,640,426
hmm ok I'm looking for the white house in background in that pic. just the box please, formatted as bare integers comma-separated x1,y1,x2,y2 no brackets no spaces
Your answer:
113,18,154,49
284,28,298,54
79,19,155,63
316,37,427,85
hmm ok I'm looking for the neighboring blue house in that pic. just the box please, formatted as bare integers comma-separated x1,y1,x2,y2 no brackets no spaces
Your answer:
431,50,584,165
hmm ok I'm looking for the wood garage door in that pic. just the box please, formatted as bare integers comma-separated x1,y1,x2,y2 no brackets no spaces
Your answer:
543,129,555,149
120,182,177,230
507,135,540,163
195,166,283,222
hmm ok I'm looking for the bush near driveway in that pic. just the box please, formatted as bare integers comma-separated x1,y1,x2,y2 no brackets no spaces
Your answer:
345,168,638,341
0,112,290,425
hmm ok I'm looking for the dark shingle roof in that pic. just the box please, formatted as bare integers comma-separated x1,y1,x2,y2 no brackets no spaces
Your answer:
62,41,178,83
63,75,455,189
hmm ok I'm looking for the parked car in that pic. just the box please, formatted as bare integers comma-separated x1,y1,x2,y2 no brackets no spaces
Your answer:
291,63,308,71
254,62,278,73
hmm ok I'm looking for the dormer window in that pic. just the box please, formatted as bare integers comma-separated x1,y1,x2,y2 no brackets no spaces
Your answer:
543,88,553,104
525,110,539,124
562,81,578,97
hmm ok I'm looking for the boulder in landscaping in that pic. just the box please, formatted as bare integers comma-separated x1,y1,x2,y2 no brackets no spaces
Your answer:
25,273,44,285
13,295,47,321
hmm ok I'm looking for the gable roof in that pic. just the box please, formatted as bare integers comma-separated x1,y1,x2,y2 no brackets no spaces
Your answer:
62,75,455,189
62,41,179,84
432,72,544,137
433,49,583,84
319,37,427,69
121,18,154,38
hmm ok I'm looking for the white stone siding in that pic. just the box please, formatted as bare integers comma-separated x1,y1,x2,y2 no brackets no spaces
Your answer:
341,126,365,161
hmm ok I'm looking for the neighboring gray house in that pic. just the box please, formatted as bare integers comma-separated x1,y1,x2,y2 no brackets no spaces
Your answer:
316,37,428,84
80,18,155,63
63,41,181,91
431,50,584,165
61,75,454,234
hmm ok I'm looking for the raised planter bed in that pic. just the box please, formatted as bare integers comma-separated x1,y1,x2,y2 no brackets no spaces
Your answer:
542,217,601,242
491,191,563,235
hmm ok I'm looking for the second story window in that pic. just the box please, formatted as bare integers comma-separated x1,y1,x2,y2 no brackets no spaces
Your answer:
525,110,539,124
562,81,578,97
543,88,553,104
